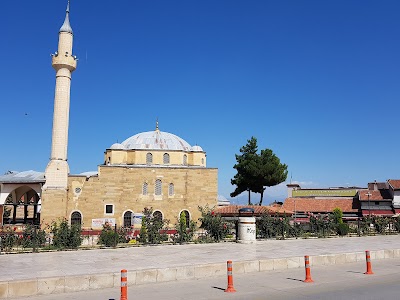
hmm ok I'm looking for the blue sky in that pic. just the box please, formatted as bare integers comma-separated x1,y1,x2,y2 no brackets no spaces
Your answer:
1,1,399,204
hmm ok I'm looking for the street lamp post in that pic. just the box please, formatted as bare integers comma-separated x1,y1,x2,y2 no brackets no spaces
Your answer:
294,198,296,222
366,192,372,217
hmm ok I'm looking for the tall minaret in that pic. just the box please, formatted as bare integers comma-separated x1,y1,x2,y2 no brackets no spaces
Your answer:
44,0,77,190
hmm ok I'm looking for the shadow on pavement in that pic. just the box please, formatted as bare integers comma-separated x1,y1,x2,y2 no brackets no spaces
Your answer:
286,277,304,282
212,286,226,291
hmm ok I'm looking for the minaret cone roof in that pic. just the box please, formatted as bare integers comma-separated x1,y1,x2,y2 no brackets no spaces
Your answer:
59,0,73,34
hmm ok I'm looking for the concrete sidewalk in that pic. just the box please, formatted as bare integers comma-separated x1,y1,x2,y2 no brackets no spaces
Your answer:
13,258,400,300
1,235,400,298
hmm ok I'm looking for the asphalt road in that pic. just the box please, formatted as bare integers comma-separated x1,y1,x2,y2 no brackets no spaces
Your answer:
18,258,400,300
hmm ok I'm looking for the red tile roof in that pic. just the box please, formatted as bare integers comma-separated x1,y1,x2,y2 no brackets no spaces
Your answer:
282,198,360,213
358,189,392,201
388,180,400,190
213,205,292,216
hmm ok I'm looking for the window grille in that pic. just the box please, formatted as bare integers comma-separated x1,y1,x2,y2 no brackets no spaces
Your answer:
71,211,82,226
153,210,163,220
142,182,148,195
183,154,187,165
124,211,132,227
146,153,153,164
155,179,162,195
168,183,174,196
163,153,170,164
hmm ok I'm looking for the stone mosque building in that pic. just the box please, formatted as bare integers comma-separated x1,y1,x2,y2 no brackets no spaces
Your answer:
0,2,218,229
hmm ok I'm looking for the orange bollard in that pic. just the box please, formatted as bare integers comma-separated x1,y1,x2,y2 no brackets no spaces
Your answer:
364,250,374,275
120,269,128,300
224,260,237,293
303,255,314,283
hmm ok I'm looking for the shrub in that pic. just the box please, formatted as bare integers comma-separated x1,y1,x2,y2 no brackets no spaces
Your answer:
21,224,46,249
51,218,82,249
117,226,131,243
138,217,148,244
0,227,17,251
372,217,389,234
99,223,118,247
257,213,276,238
336,223,349,236
138,207,169,244
393,217,400,233
198,205,230,242
173,212,197,244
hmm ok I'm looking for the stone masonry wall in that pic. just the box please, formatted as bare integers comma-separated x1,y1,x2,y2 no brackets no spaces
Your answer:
56,166,218,228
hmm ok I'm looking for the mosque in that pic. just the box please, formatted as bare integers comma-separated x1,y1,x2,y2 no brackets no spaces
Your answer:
0,2,218,229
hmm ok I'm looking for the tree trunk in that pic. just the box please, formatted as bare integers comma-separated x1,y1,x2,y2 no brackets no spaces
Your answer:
248,190,251,205
259,188,265,206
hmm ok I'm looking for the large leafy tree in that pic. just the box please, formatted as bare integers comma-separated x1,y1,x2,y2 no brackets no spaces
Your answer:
230,137,260,205
231,137,288,206
257,148,288,206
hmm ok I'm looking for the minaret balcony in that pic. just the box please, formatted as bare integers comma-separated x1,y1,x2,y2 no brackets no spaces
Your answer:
52,55,77,72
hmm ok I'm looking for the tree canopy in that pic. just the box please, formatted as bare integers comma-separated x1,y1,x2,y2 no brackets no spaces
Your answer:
230,137,288,206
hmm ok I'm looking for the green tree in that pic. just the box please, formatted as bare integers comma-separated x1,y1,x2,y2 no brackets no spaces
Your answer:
230,137,260,205
231,137,288,206
332,208,343,224
138,217,148,244
256,148,288,206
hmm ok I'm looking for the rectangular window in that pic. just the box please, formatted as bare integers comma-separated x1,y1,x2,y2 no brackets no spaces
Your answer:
105,204,114,215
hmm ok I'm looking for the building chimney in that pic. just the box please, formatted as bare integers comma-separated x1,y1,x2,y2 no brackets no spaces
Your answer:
374,180,378,191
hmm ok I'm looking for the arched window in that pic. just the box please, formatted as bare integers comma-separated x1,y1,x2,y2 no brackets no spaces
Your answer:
180,210,190,228
146,153,153,165
155,179,162,195
163,153,170,164
168,183,174,196
153,210,163,220
183,154,187,165
123,211,132,227
201,158,204,165
142,182,148,195
71,211,82,226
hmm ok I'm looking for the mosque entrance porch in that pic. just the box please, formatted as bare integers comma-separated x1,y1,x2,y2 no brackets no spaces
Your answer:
1,189,40,225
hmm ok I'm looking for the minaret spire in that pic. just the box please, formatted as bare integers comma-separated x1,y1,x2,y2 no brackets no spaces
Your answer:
44,0,77,190
60,0,73,34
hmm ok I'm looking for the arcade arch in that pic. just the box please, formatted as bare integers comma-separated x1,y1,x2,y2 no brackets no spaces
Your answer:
1,185,41,225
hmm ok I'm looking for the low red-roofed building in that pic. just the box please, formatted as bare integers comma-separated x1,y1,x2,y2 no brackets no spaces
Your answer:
388,180,400,213
213,205,292,220
282,197,360,221
283,184,362,221
358,189,393,217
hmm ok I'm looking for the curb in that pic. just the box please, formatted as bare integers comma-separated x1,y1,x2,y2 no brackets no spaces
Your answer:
1,248,399,299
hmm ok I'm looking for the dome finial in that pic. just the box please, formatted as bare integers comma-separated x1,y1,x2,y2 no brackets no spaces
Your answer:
155,118,159,131
60,0,73,34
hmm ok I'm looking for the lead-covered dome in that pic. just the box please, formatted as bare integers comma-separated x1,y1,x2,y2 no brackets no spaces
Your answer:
191,145,203,152
121,130,192,151
110,143,125,150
